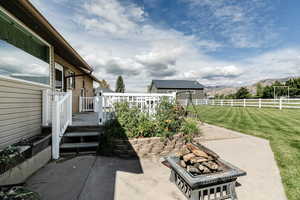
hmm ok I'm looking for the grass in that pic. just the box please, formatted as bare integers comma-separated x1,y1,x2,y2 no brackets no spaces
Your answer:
193,106,300,200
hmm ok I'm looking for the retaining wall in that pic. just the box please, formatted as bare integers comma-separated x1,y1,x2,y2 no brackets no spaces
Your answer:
111,134,202,158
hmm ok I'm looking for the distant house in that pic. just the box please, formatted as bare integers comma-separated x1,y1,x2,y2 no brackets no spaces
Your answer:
95,87,114,94
149,80,205,100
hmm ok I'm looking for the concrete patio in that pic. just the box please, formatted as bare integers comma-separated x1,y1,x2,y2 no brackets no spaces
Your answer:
26,124,287,200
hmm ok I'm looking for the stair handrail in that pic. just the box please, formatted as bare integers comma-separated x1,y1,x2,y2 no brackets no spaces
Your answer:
52,91,72,159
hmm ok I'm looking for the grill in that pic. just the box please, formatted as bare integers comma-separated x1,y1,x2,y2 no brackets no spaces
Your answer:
165,146,246,200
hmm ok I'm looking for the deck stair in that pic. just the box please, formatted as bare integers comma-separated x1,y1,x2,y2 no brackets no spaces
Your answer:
60,126,103,156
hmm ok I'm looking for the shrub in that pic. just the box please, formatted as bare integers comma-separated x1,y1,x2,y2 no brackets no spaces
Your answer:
155,100,185,135
106,100,198,139
181,118,201,136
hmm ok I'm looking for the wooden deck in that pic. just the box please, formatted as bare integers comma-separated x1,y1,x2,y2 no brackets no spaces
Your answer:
71,112,100,127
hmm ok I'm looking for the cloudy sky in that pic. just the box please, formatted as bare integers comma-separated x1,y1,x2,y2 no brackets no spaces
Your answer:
31,0,300,91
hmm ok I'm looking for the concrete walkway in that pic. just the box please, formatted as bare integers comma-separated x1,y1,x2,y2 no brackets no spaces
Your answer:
26,124,287,200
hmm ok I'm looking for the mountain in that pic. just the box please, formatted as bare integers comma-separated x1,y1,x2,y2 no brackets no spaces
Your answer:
206,77,295,97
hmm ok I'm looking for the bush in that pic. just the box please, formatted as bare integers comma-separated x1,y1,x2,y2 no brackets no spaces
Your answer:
105,100,199,139
181,118,201,136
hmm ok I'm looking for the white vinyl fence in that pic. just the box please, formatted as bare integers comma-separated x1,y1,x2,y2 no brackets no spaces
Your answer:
192,98,300,110
102,92,176,114
79,92,177,123
42,89,72,159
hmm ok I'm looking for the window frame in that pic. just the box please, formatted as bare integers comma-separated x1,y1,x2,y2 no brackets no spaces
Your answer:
66,70,75,90
0,6,52,88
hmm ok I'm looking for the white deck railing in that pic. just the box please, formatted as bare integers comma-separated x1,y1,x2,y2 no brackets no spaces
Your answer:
79,96,95,112
42,90,72,159
191,98,300,110
79,92,177,124
52,91,72,159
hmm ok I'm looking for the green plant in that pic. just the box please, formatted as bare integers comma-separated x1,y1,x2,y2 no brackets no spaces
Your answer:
181,118,201,136
155,99,185,135
0,187,41,200
0,146,22,173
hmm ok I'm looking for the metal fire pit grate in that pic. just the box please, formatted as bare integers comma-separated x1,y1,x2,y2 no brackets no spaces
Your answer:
165,155,246,200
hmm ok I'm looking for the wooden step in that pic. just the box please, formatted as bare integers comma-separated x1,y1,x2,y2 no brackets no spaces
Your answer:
64,131,100,137
60,142,98,149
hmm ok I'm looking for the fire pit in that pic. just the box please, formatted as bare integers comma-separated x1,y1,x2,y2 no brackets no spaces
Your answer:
164,143,246,200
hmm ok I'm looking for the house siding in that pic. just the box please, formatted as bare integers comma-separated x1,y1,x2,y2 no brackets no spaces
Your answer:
0,77,48,149
54,55,94,113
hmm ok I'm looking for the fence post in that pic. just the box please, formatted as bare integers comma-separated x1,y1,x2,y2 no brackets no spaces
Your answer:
231,99,233,107
279,98,282,110
259,98,261,108
97,92,104,125
52,95,60,160
79,96,82,112
243,99,246,107
221,100,223,106
42,89,49,126
68,91,72,125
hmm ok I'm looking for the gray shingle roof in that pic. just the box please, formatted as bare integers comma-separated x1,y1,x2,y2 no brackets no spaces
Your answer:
96,87,114,93
152,80,204,89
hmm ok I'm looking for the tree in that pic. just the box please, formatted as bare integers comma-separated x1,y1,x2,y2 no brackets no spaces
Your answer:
235,87,251,99
256,83,263,98
262,85,273,98
99,79,110,88
115,76,125,93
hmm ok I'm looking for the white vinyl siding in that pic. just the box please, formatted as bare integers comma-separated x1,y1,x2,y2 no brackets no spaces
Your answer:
0,76,48,149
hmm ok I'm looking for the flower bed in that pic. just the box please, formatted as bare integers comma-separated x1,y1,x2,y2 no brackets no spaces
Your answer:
100,100,201,157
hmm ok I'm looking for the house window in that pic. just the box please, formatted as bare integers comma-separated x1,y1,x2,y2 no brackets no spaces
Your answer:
66,70,75,89
0,9,50,86
55,63,64,91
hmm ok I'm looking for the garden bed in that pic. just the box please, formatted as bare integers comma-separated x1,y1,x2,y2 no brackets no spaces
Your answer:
101,100,202,157
0,133,52,186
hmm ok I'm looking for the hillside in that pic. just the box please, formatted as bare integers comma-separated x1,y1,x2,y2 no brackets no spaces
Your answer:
206,77,294,97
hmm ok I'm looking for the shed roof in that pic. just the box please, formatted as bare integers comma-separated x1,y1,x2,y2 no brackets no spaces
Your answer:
152,80,204,89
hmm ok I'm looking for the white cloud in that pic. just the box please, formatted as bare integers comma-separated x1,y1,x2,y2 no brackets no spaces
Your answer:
79,0,145,38
184,0,279,48
29,0,300,91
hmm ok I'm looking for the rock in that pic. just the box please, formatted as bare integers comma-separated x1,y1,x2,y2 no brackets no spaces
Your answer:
186,143,209,158
187,165,200,174
190,157,208,164
183,153,196,162
202,161,219,171
180,160,187,168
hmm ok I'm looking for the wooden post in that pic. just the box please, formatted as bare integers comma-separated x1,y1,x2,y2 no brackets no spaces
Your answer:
42,89,49,126
231,99,233,107
259,98,261,108
243,99,246,107
221,100,223,106
52,95,60,160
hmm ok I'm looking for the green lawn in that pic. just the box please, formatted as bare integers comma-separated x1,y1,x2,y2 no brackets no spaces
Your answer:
194,106,300,200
